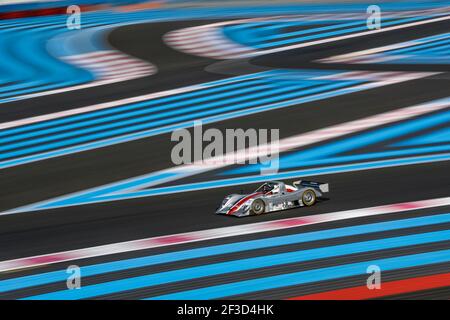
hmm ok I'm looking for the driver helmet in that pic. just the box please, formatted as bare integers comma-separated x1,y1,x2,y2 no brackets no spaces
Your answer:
263,184,273,193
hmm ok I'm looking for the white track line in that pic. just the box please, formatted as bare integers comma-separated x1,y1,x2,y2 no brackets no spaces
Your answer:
61,50,157,83
0,196,449,272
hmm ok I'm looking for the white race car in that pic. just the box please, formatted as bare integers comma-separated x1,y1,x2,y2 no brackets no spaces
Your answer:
216,180,329,217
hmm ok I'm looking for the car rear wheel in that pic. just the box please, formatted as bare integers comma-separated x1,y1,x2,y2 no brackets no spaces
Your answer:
302,190,316,206
250,199,265,215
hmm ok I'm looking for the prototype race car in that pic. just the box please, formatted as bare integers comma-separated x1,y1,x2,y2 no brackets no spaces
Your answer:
216,180,329,217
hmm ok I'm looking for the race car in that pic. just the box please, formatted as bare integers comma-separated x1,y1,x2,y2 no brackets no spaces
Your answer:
216,180,329,217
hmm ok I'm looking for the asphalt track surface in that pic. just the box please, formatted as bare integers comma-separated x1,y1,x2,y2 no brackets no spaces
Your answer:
0,6,449,300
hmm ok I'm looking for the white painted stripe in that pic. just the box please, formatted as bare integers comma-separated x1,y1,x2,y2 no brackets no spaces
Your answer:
64,50,156,81
0,197,448,272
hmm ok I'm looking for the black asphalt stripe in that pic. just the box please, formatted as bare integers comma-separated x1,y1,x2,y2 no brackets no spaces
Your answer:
273,24,333,35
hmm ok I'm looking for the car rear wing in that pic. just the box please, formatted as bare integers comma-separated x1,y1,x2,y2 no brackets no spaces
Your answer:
293,180,329,193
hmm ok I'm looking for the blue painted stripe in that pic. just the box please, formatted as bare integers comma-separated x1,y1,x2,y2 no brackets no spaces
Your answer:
0,28,94,99
411,42,450,55
388,57,450,64
150,248,450,300
230,145,450,173
0,79,436,171
0,6,443,102
230,107,450,174
396,127,450,146
22,230,450,299
2,212,450,293
0,70,287,137
0,79,369,170
0,80,358,160
224,19,367,46
409,32,450,43
0,3,444,29
283,109,450,161
0,79,319,144
249,16,432,49
7,153,449,213
225,16,409,46
96,153,450,203
0,79,274,144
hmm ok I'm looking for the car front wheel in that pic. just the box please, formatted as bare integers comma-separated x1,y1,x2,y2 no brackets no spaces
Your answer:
250,199,265,215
